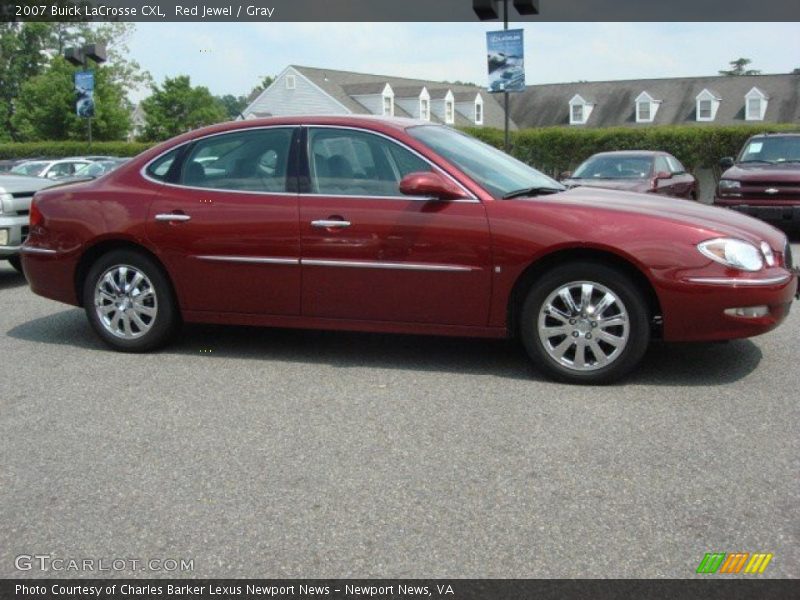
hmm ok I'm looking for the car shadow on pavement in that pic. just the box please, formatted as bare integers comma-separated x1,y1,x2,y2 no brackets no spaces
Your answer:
8,309,763,386
0,268,27,291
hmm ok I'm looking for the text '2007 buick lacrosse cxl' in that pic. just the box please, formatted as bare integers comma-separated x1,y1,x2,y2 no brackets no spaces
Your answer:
21,117,798,384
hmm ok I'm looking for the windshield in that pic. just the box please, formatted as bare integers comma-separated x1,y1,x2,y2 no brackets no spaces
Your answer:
738,136,800,164
407,125,563,198
75,161,113,177
11,161,48,176
572,155,653,179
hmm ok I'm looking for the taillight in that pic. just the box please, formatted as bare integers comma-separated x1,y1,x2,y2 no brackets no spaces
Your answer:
29,198,44,228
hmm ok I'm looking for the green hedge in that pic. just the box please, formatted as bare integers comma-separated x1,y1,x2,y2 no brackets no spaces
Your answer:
463,124,800,177
0,141,155,160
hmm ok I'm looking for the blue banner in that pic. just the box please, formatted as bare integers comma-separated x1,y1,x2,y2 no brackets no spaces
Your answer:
486,29,525,93
74,70,95,118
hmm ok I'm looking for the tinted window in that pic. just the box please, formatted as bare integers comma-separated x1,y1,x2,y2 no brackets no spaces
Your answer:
654,156,671,175
180,128,294,192
308,128,432,197
146,148,179,181
665,156,685,174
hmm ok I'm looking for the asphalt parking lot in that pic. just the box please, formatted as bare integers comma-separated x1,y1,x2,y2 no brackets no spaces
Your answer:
1,240,798,579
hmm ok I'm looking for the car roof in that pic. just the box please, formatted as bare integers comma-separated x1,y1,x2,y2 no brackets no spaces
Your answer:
589,151,665,157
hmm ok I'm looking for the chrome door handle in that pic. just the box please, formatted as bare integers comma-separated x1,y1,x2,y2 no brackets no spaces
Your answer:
311,220,351,228
155,213,191,222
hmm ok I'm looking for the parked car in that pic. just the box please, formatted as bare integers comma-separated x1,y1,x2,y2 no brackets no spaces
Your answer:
10,158,92,179
561,151,697,200
0,158,43,174
714,133,800,226
22,117,797,384
53,158,130,183
0,174,60,272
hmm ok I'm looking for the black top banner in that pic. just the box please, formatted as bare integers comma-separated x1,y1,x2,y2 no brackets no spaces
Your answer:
2,579,799,600
2,0,800,22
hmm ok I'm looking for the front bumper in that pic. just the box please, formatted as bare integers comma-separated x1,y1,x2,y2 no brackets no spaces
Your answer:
659,268,797,342
0,214,29,258
713,199,800,223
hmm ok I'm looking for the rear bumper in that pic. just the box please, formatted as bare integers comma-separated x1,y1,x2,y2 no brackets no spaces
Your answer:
713,199,800,223
19,246,80,306
659,269,797,342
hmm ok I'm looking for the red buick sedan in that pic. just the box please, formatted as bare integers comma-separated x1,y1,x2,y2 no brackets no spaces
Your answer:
21,116,798,384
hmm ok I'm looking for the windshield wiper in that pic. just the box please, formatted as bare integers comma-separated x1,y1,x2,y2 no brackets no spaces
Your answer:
738,159,774,164
502,186,563,199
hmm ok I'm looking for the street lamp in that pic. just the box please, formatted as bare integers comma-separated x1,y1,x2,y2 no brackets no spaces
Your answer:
64,43,107,147
474,0,539,151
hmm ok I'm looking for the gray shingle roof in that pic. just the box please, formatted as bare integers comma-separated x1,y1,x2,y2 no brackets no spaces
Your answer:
291,65,515,130
509,73,800,128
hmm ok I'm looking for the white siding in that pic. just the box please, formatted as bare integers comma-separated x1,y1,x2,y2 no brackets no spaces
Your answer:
455,102,476,123
245,68,350,117
351,94,383,115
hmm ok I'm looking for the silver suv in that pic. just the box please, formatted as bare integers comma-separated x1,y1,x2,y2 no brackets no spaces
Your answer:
0,174,59,272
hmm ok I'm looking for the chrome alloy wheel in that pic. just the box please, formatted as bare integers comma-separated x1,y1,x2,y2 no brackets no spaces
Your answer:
94,265,158,339
537,280,630,372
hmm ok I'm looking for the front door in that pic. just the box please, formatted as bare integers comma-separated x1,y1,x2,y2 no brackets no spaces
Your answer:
145,126,301,315
299,126,492,326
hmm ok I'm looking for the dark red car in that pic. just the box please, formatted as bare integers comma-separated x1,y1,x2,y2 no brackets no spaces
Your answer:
21,117,797,383
714,133,800,225
561,151,698,199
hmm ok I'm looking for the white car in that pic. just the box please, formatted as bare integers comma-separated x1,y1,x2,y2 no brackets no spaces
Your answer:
10,159,92,179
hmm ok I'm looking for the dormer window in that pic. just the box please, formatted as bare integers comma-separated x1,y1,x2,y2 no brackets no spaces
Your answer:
745,87,768,121
418,87,431,121
569,94,594,125
635,91,660,123
475,96,484,125
695,89,721,122
285,74,296,90
382,83,394,117
445,99,454,124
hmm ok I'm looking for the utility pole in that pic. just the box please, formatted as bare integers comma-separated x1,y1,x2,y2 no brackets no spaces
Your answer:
474,0,539,152
64,43,107,149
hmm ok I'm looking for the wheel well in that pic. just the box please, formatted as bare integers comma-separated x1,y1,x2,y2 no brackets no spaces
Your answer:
507,248,663,338
74,240,174,308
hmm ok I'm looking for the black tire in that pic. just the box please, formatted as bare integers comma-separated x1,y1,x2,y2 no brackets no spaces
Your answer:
520,261,650,384
7,255,23,273
82,249,180,352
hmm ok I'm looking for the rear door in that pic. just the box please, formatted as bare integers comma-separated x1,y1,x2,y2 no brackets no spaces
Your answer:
298,126,492,326
145,126,302,316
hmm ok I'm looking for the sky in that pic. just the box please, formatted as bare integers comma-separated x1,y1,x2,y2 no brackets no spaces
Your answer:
124,22,800,102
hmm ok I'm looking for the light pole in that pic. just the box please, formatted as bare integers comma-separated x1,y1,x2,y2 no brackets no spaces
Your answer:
64,43,107,148
474,0,539,152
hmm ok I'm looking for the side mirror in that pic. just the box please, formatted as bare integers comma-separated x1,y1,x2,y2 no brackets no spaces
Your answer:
654,171,672,181
399,171,469,201
559,170,573,181
719,156,735,170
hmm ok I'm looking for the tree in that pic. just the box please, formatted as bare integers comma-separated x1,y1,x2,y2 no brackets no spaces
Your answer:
215,94,248,120
11,57,131,141
0,22,150,141
0,23,54,141
719,58,761,76
140,75,227,141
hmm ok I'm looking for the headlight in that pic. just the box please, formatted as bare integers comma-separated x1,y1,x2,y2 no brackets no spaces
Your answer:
0,192,11,214
718,179,741,191
698,238,764,272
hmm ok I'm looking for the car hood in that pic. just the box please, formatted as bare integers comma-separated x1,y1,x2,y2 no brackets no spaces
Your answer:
0,174,59,194
722,163,800,183
562,178,648,192
529,187,784,246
